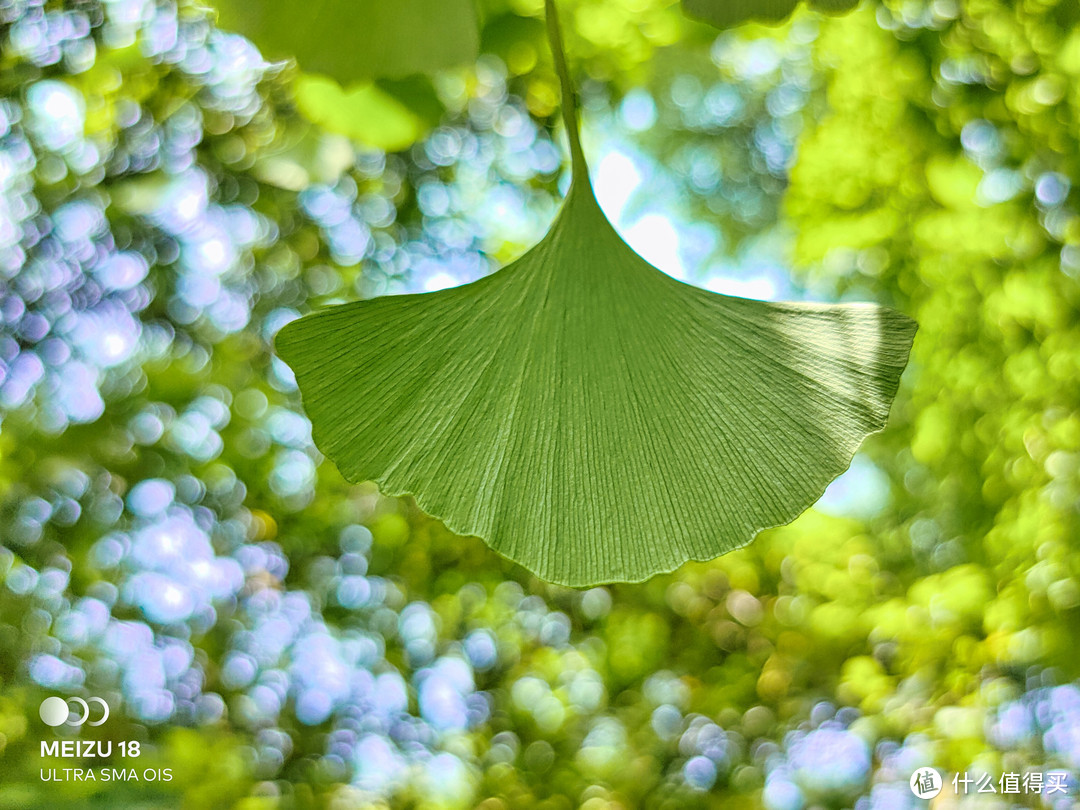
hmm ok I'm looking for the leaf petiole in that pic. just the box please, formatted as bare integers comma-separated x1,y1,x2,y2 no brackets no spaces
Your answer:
544,0,587,176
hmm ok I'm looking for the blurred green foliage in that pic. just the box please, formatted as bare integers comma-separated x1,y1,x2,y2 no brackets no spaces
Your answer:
213,0,480,82
682,0,858,30
0,0,1078,808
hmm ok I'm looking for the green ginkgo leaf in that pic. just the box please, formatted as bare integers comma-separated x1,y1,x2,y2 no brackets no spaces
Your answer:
212,0,479,82
682,0,859,29
275,0,916,586
276,178,916,587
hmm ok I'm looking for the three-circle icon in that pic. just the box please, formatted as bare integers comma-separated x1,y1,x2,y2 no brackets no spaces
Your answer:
39,696,109,727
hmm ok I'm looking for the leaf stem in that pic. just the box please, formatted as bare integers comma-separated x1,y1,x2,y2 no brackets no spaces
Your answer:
544,0,587,176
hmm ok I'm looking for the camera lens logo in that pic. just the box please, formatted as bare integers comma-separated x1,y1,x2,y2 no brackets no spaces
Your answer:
910,767,942,800
39,696,109,727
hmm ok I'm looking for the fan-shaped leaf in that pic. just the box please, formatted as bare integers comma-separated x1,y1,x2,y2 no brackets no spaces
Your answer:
212,0,479,82
276,173,916,586
682,0,859,29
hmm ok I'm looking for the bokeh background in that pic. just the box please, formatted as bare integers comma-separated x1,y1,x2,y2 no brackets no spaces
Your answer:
0,0,1078,807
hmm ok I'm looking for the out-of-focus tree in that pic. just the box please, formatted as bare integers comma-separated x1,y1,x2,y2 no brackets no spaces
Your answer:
0,0,1077,808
